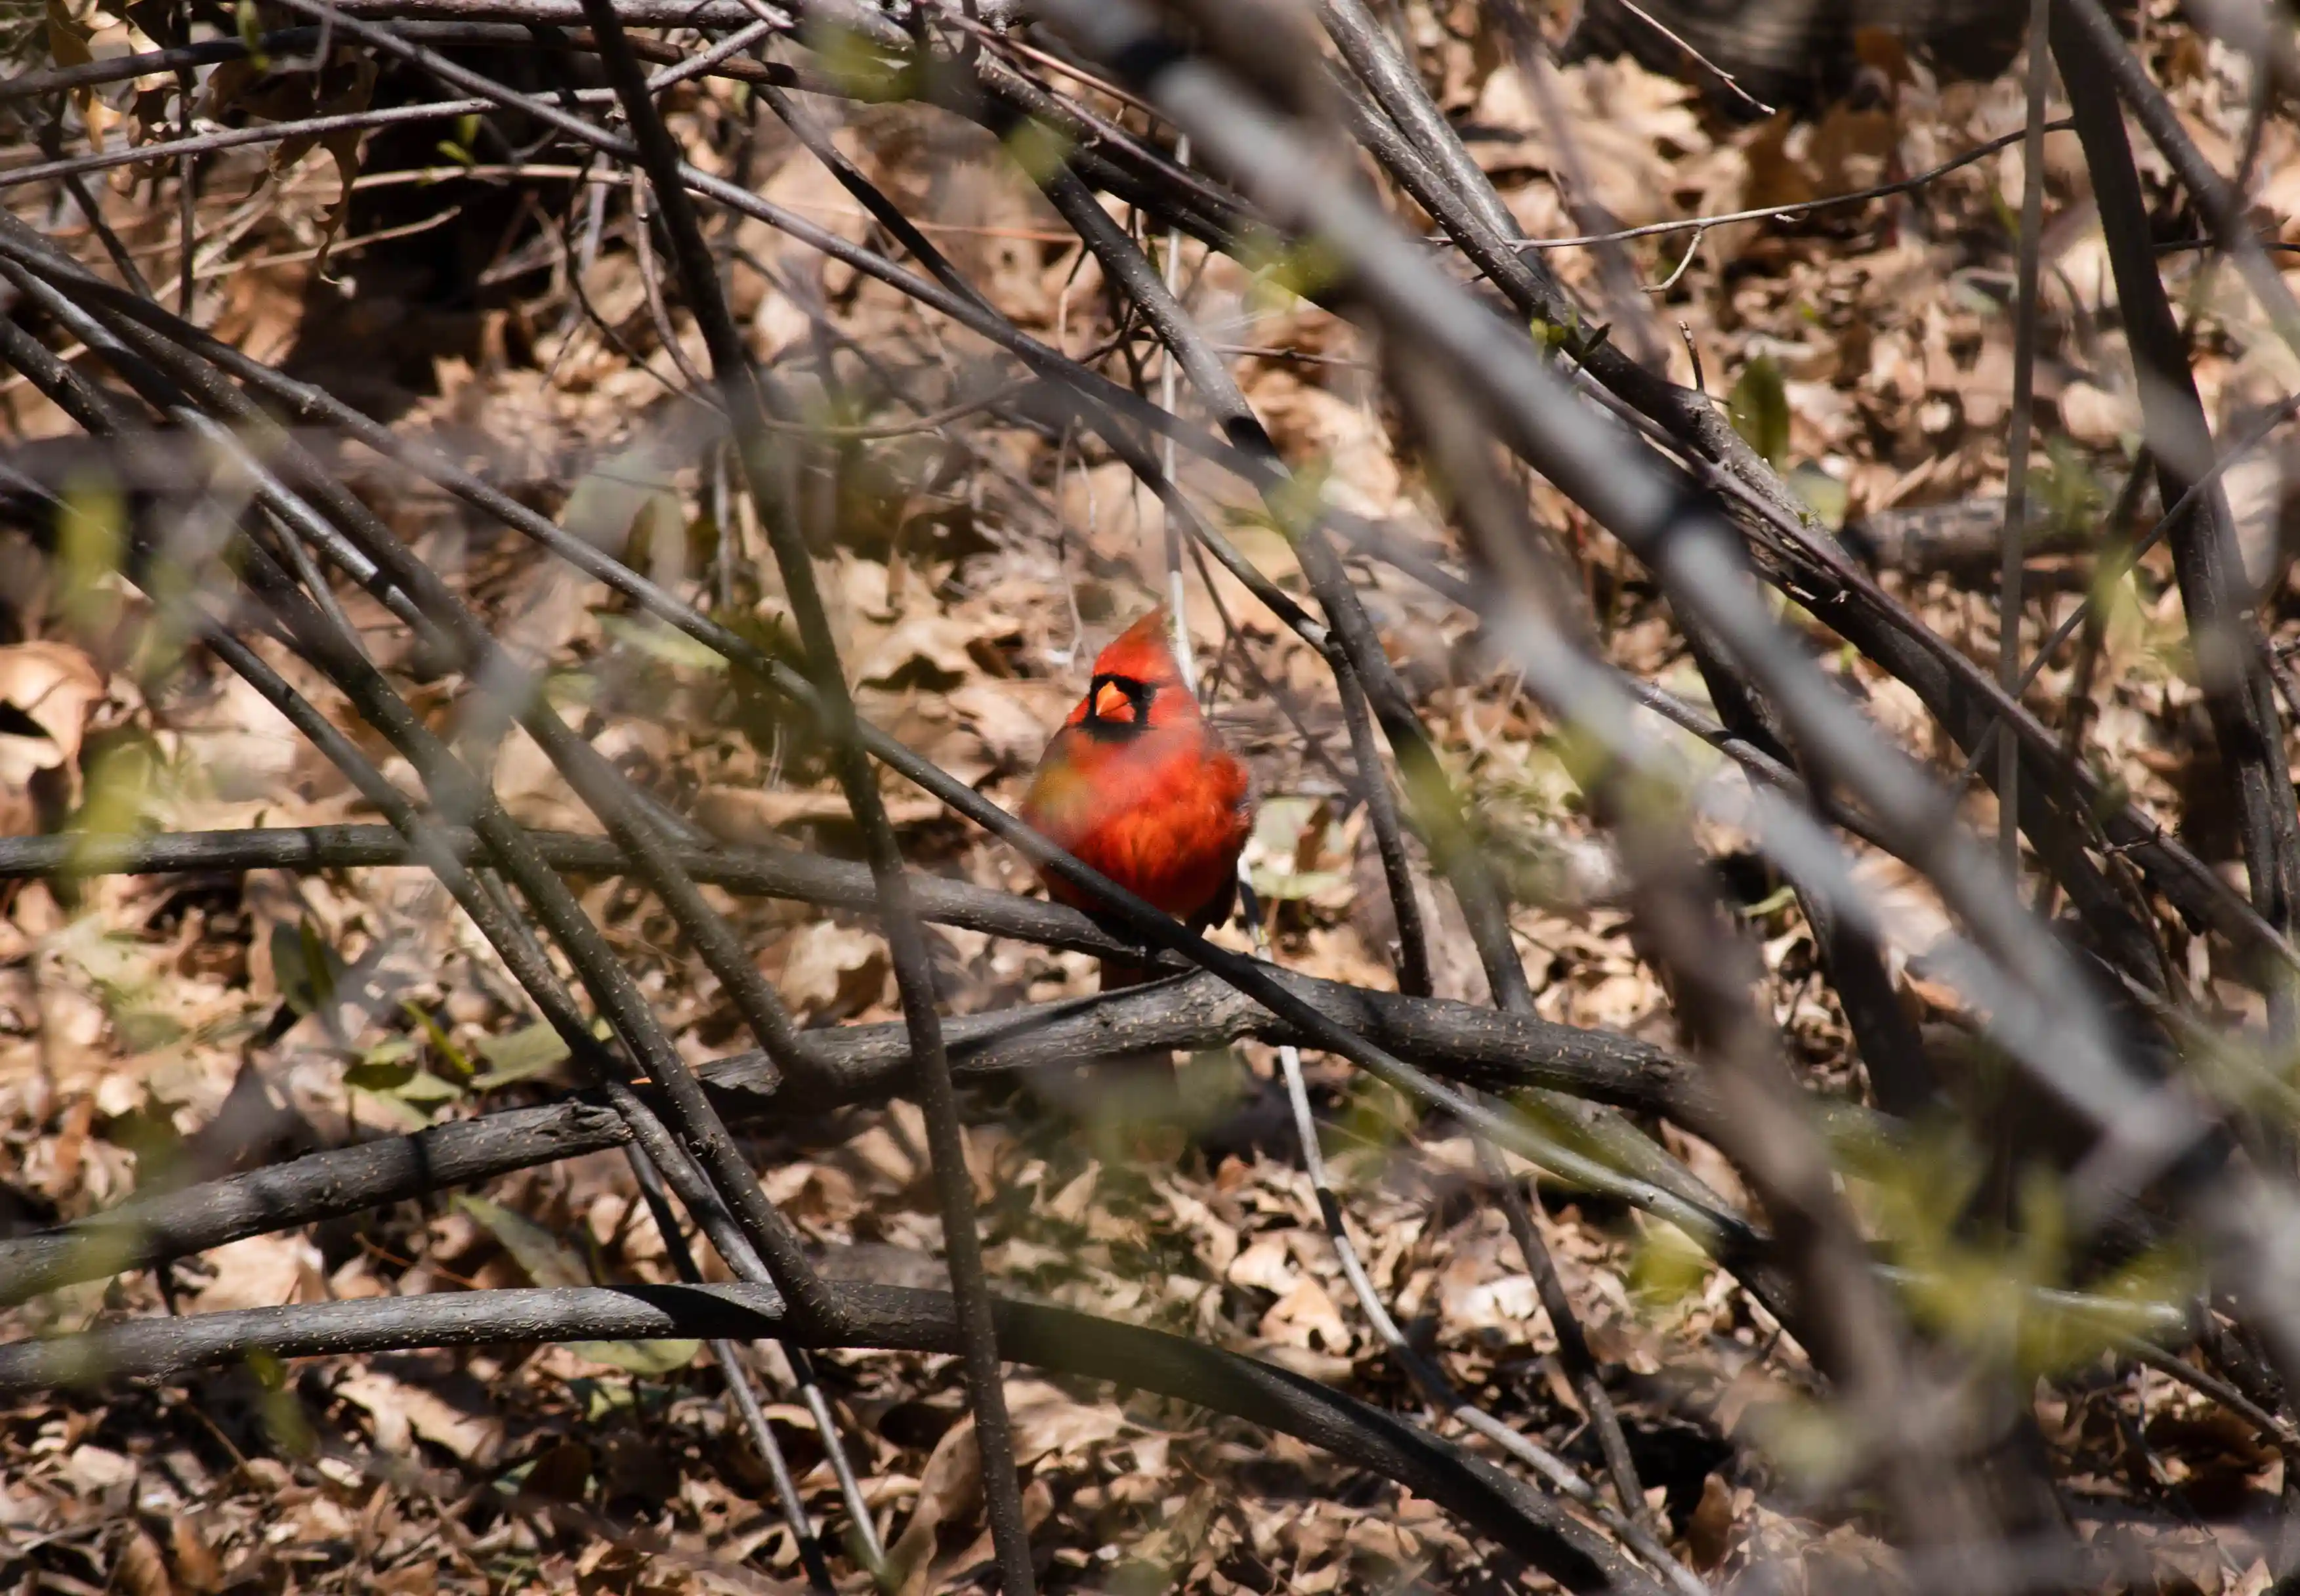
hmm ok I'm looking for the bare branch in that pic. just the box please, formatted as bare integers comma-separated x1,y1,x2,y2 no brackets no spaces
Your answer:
0,1284,1670,1595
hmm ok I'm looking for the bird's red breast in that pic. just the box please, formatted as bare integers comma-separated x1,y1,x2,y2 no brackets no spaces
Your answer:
1021,606,1253,936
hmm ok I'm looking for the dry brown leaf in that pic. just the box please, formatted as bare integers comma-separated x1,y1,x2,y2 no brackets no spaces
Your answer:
522,1438,595,1502
66,1443,135,1497
371,1566,437,1596
575,1542,694,1596
840,1122,922,1190
1467,57,1704,224
1688,1472,1736,1570
167,1516,224,1595
1003,1378,1127,1467
1258,1273,1352,1355
491,723,607,835
189,1232,322,1314
115,1524,174,1596
775,919,890,1023
1436,1255,1538,1337
851,607,982,690
1228,1232,1299,1295
946,680,1053,772
335,1368,506,1463
0,641,104,831
940,1477,1056,1586
0,20,2272,1591
1159,1179,1241,1278
2059,381,2138,448
885,1414,981,1596
694,784,945,839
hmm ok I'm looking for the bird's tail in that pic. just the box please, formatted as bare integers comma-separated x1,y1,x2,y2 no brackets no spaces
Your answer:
1048,892,1242,1152
1096,956,1160,992
1016,956,1179,1156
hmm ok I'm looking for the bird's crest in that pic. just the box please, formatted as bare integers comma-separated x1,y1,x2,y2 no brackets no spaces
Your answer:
1062,606,1198,738
1090,605,1186,690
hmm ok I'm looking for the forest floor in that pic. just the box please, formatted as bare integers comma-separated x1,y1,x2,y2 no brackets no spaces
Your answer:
5,1,2300,1590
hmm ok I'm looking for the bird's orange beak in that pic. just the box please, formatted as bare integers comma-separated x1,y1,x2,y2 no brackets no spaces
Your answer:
1092,680,1135,722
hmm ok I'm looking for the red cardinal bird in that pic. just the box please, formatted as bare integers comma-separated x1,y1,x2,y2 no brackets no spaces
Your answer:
1023,606,1255,990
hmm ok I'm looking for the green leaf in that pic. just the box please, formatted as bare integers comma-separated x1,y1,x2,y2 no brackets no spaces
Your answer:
566,1337,702,1376
596,612,730,673
571,1377,638,1423
1740,883,1797,919
1562,320,1612,374
233,0,267,68
348,1033,460,1116
343,1057,419,1095
1726,356,1791,469
470,1022,572,1091
271,919,343,1017
68,740,161,850
246,1347,316,1457
1787,463,1848,528
2037,436,2106,533
246,1347,287,1390
1000,117,1074,186
1248,795,1343,902
454,1199,702,1375
544,669,599,711
113,1008,184,1053
58,469,124,639
454,1194,593,1289
1628,1219,1711,1306
1249,866,1349,902
345,1087,430,1133
404,1000,473,1080
806,19,910,98
1527,309,1611,371
1742,1393,1860,1488
391,1070,465,1106
1242,235,1349,308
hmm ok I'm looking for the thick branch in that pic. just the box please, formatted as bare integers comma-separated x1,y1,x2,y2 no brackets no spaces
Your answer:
2051,3,2300,1046
0,1283,1665,1595
0,825,1156,965
0,1106,626,1307
0,972,1736,1307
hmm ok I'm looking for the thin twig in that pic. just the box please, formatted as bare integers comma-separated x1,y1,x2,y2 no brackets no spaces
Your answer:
0,96,611,196
2054,0,2300,363
1955,393,2300,796
1473,1137,1656,1532
570,5,1037,1585
1599,0,1775,114
1248,875,1703,1593
0,1284,1669,1593
1514,120,2080,251
1999,0,2055,884
619,1143,838,1593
